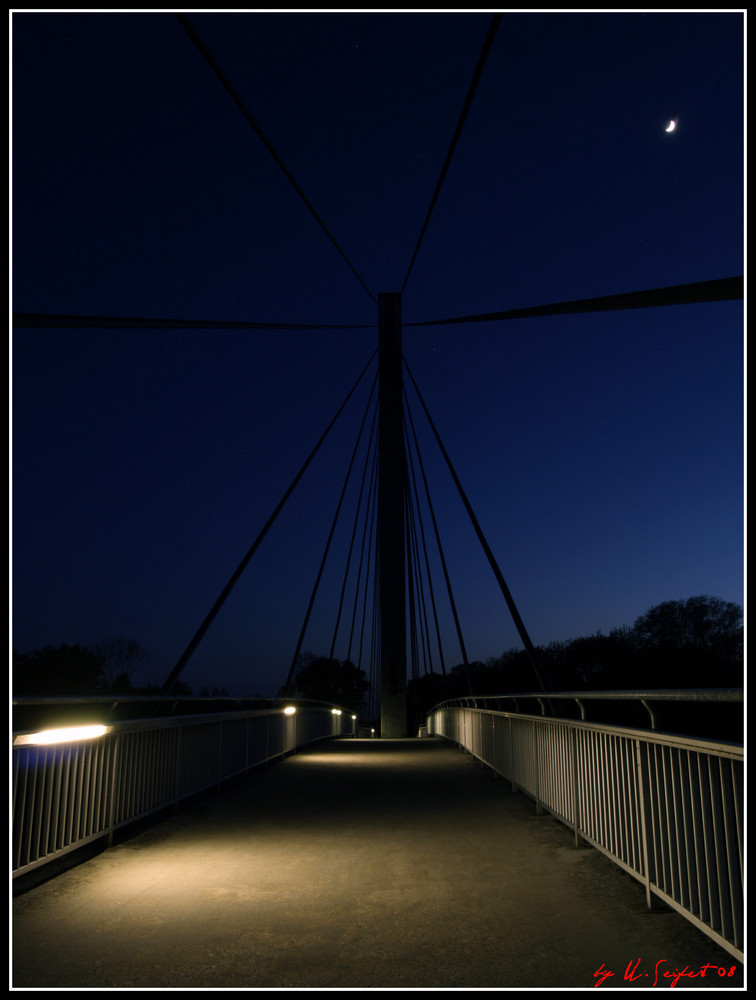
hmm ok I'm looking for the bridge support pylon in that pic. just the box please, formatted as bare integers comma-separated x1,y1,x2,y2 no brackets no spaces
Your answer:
378,292,407,737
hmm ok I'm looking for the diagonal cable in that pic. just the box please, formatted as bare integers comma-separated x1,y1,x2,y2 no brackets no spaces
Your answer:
329,396,379,660
404,386,471,682
403,357,553,694
405,276,744,328
406,479,435,679
348,434,379,667
368,552,381,719
404,413,445,677
405,501,421,680
284,369,379,692
161,348,376,694
405,480,428,678
400,14,502,295
17,276,739,333
176,13,377,307
13,312,375,331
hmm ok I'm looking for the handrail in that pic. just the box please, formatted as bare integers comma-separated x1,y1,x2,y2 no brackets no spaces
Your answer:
12,694,356,710
428,688,742,729
12,701,356,878
426,702,743,962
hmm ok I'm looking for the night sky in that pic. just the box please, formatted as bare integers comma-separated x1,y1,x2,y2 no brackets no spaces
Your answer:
11,12,744,699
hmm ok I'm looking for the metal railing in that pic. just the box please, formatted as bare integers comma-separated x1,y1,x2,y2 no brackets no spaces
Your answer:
12,700,356,878
432,688,742,730
426,692,743,963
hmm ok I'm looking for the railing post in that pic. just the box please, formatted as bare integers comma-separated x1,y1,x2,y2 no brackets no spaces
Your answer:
217,720,223,788
106,733,120,848
174,726,183,812
570,726,581,847
635,737,654,909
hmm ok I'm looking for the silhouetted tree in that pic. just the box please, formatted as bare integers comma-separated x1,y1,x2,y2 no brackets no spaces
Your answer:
632,595,742,655
283,655,370,714
93,635,149,691
408,671,449,713
13,643,106,696
408,596,742,738
473,648,555,694
542,628,639,690
630,595,743,687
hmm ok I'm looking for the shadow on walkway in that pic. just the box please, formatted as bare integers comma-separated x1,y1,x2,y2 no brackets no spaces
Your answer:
12,738,744,989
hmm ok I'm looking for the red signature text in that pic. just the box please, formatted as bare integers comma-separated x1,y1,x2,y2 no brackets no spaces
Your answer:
593,958,739,988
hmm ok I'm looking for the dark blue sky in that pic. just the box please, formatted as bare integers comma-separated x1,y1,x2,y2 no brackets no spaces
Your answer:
12,12,744,697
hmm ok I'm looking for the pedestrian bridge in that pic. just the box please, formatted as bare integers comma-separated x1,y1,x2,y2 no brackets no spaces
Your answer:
12,695,743,989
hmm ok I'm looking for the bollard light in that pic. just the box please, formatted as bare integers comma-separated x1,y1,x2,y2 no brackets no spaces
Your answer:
14,724,110,747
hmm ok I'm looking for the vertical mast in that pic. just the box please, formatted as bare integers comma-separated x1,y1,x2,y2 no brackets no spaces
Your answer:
378,292,407,737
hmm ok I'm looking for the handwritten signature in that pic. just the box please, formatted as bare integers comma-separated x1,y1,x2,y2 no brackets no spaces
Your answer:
594,958,739,988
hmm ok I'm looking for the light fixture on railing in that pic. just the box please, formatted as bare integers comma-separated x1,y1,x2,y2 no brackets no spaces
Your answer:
13,724,110,747
331,708,342,716
283,706,297,715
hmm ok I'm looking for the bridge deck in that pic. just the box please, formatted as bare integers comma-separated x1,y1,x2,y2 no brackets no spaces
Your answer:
12,737,744,989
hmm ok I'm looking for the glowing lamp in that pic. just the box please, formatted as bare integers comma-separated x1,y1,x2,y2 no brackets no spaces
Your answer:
283,705,297,715
14,724,109,747
331,709,342,716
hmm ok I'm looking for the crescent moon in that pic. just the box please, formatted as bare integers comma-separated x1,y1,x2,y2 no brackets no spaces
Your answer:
665,119,677,132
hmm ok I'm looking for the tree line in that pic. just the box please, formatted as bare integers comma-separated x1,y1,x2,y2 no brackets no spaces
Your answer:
407,595,743,738
474,594,742,694
12,595,743,711
12,635,155,697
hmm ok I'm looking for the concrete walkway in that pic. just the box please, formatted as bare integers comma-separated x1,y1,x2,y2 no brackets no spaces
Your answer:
12,738,744,989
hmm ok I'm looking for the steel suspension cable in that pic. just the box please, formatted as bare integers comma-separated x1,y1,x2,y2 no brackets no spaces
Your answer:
403,385,468,680
400,14,502,295
356,455,381,711
16,277,739,334
176,14,377,308
405,506,421,681
405,479,435,680
403,358,553,694
403,411,447,677
329,392,380,660
369,550,381,720
161,348,376,694
284,369,379,691
349,437,379,667
405,482,434,678
405,276,744,328
405,499,424,678
13,312,375,331
404,445,432,677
